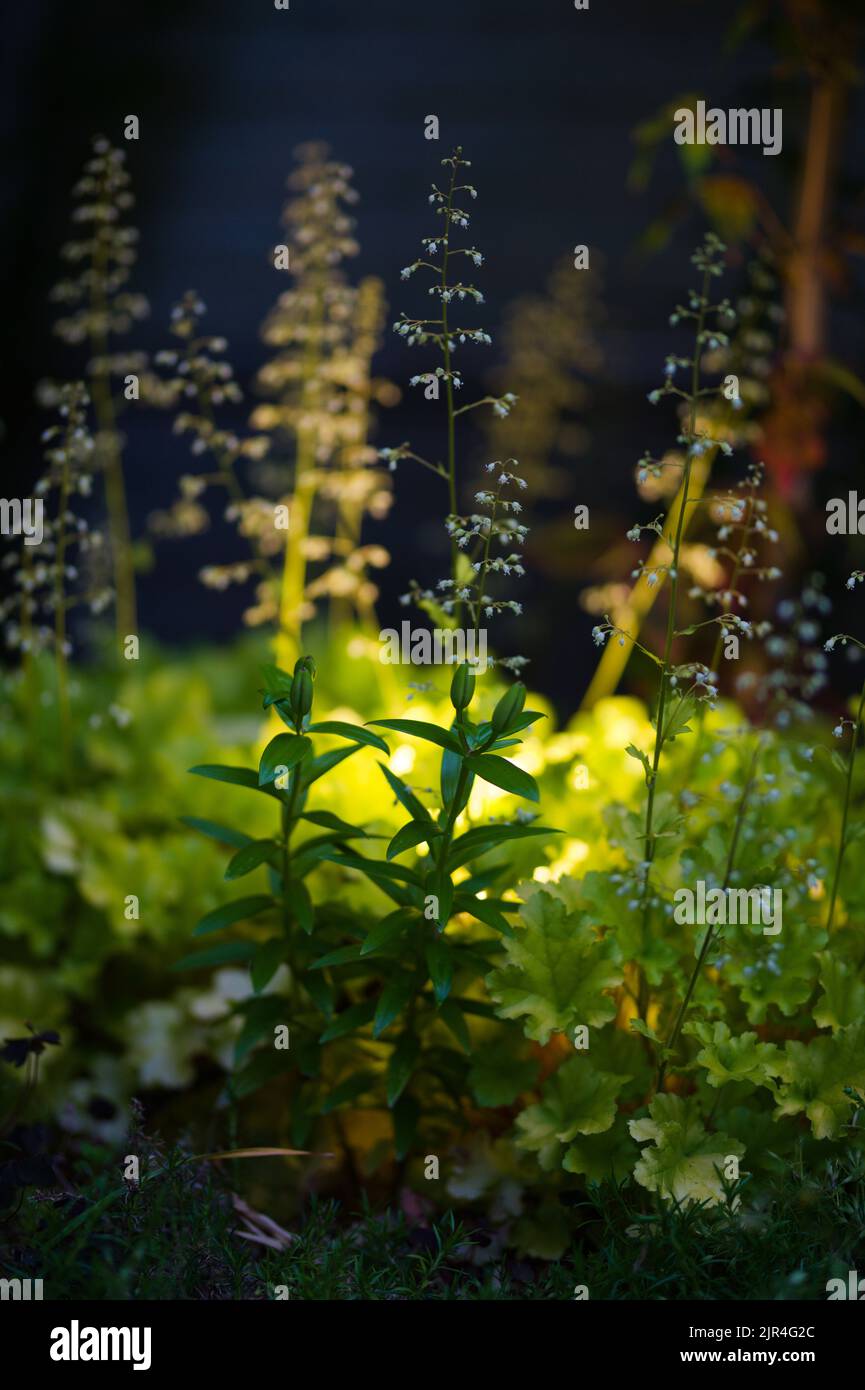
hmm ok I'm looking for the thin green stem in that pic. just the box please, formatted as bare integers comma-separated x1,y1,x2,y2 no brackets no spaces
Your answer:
636,267,711,1018
656,735,762,1093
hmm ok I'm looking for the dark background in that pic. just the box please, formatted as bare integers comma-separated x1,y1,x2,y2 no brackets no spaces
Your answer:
3,0,865,711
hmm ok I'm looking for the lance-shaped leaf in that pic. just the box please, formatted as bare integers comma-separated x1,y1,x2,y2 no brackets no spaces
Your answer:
378,762,432,823
189,764,279,798
515,1057,628,1170
373,973,416,1037
285,877,313,934
172,941,256,972
193,894,275,938
464,754,539,803
225,839,280,881
387,1035,420,1107
181,817,253,850
308,721,389,753
629,1094,744,1205
424,935,453,1004
440,741,473,815
298,811,370,838
447,822,559,871
251,938,285,994
258,733,312,788
260,663,294,704
454,894,515,938
318,999,376,1043
367,718,463,756
360,909,413,958
298,744,361,791
487,890,621,1043
387,820,442,860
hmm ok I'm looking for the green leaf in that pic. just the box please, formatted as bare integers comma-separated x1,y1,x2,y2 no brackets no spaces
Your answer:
308,720,390,753
299,811,369,837
773,1020,865,1139
387,820,441,860
310,943,364,970
193,894,275,938
188,764,278,799
468,1043,538,1107
487,889,622,1043
464,754,539,803
424,936,453,1004
373,974,416,1037
319,999,376,1043
258,733,311,788
438,999,471,1052
233,996,288,1063
659,692,697,744
251,938,285,994
378,763,432,823
298,744,361,791
506,710,546,734
683,1020,783,1090
515,1057,629,1170
367,719,463,755
320,1071,378,1114
360,910,412,958
813,952,865,1031
625,743,653,785
454,895,515,938
387,1036,420,1107
172,941,256,972
180,817,253,850
448,822,559,871
629,1094,744,1205
628,1018,665,1050
260,663,294,702
425,868,453,929
562,1116,639,1183
321,851,421,889
233,1048,295,1099
225,839,279,881
441,741,473,816
285,877,313,934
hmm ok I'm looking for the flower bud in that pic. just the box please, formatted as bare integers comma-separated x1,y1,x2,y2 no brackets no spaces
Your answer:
491,681,526,735
291,656,315,723
450,661,475,713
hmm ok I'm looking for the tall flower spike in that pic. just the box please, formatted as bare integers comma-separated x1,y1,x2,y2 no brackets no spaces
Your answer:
150,292,283,629
1,383,110,766
250,143,369,665
387,147,518,626
49,136,150,640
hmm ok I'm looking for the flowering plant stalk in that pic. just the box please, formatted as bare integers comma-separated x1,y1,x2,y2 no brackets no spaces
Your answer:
384,147,517,629
593,233,735,1016
50,137,150,642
